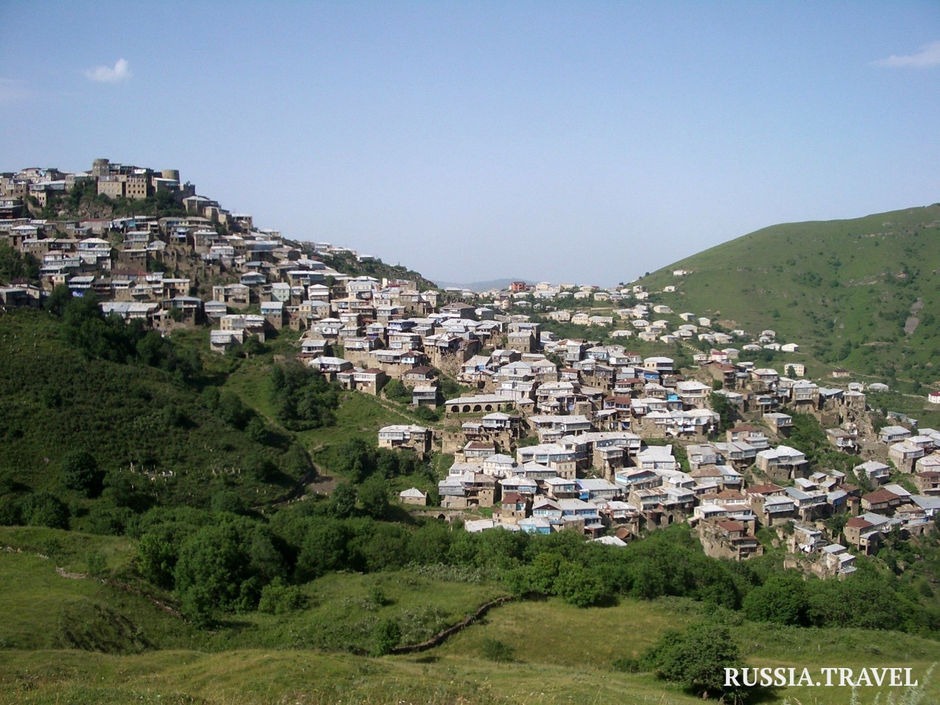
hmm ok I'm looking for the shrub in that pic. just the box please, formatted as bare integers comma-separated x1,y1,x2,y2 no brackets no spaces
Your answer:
22,492,69,529
642,621,744,700
371,618,401,655
481,637,515,662
257,578,309,614
61,450,102,497
742,573,808,626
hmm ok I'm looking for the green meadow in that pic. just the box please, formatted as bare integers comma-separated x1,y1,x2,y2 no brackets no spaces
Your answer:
1,526,937,705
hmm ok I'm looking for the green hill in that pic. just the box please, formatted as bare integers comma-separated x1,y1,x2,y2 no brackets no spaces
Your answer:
0,309,306,516
0,303,441,525
0,526,937,705
638,204,940,388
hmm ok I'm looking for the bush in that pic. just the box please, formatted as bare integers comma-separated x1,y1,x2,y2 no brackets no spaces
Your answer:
22,492,69,529
412,405,439,422
742,573,808,626
371,618,401,655
642,621,744,700
481,637,515,662
0,495,23,525
383,379,411,404
296,518,350,581
358,475,389,519
270,362,339,429
328,482,357,518
138,523,190,589
554,562,611,607
173,517,286,624
61,450,102,497
257,578,310,614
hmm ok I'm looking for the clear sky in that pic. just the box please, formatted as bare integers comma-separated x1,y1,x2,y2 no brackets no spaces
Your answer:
1,2,938,286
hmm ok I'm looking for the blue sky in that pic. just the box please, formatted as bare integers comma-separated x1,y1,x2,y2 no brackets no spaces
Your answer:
1,2,938,286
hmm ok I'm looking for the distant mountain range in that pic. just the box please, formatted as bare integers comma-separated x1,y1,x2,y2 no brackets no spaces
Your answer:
638,204,940,386
433,277,531,292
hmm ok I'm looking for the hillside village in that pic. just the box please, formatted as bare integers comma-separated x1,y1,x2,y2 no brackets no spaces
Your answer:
2,159,939,582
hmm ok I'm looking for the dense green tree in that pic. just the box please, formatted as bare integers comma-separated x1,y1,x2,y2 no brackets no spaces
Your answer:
44,284,72,316
244,416,270,445
60,450,102,497
708,391,737,433
0,496,23,526
62,293,138,363
642,621,744,701
211,490,249,515
805,573,917,631
358,475,390,519
216,391,254,430
101,469,153,513
80,503,133,536
283,443,316,479
554,561,610,607
506,551,564,597
329,482,357,519
269,361,339,429
350,521,410,572
0,242,40,283
137,522,191,589
173,517,284,625
296,518,350,581
22,492,69,529
407,521,452,565
742,573,808,626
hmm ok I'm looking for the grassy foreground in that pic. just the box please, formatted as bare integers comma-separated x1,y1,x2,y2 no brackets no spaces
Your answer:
0,648,710,705
1,536,937,705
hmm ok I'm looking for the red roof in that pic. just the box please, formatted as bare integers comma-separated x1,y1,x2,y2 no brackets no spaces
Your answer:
502,492,526,505
747,483,784,495
846,517,873,529
717,520,745,533
863,489,901,504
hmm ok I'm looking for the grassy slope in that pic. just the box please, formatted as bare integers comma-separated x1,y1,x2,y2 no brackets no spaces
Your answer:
1,527,937,705
0,310,291,505
0,309,441,507
638,205,940,388
0,648,713,705
0,526,505,653
218,356,444,493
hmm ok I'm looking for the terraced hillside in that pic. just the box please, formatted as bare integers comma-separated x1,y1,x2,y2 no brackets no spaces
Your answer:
639,205,940,388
